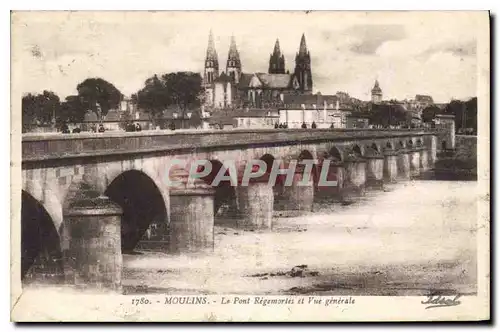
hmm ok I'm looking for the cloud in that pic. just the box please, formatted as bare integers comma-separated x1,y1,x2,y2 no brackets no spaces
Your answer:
420,39,477,58
345,24,406,55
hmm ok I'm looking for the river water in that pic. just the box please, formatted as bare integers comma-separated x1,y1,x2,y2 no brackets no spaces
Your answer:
122,179,478,296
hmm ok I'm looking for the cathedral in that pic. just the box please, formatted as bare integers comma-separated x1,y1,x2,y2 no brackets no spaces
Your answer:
202,31,313,109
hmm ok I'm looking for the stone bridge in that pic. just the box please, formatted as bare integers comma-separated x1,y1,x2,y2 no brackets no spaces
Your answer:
21,128,440,291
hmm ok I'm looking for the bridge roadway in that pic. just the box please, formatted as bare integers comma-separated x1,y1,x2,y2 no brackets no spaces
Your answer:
23,128,436,162
20,128,440,292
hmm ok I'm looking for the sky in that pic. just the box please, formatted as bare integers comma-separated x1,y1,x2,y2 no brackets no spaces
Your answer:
12,11,485,103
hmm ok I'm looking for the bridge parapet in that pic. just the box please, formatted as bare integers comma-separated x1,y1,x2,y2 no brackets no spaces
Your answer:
22,128,437,164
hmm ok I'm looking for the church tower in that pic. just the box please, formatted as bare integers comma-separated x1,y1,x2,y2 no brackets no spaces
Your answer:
371,80,383,104
268,38,285,74
203,30,219,87
226,35,242,84
294,33,313,94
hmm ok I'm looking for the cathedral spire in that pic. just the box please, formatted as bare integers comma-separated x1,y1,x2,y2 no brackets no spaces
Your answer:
226,35,241,83
203,30,219,86
228,35,239,59
294,33,312,93
298,33,308,56
269,37,285,74
206,29,218,60
273,38,281,56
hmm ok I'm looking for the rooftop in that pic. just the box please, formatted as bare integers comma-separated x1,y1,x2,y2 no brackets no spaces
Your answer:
238,73,293,89
415,94,434,103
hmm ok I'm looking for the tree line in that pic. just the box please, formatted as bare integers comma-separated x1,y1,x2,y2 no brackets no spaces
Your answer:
421,97,477,134
369,103,414,127
368,97,478,134
22,72,204,132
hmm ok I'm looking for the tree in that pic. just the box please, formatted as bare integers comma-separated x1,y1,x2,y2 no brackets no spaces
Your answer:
369,104,407,127
444,98,477,134
188,108,203,128
22,90,61,131
421,105,440,123
76,78,123,118
22,93,38,129
58,95,87,125
135,72,204,124
135,74,168,120
162,72,203,110
464,97,478,134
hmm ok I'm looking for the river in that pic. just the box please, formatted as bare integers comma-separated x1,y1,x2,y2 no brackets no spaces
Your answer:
122,180,478,296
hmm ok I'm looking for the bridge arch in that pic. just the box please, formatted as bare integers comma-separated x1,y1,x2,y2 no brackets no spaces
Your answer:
260,153,276,172
21,190,64,284
298,149,315,161
328,146,343,162
198,159,238,218
273,149,318,188
255,153,288,210
370,142,381,153
352,144,363,157
100,161,169,207
22,179,63,234
104,170,168,253
297,149,320,189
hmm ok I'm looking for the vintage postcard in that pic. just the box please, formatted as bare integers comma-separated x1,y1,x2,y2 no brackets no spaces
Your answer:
10,11,490,322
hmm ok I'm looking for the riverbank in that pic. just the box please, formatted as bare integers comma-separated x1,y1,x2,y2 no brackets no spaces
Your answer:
429,135,478,181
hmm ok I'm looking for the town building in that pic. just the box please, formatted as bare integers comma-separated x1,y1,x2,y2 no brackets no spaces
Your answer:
371,80,383,104
102,110,122,131
80,109,155,131
208,109,279,130
434,114,456,150
278,94,348,129
398,94,436,124
119,96,137,113
276,92,371,128
415,94,434,110
345,112,371,129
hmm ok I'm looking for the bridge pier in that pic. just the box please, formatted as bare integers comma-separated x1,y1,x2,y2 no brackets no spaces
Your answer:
236,175,274,229
397,149,411,180
383,149,399,184
276,163,314,215
316,160,345,201
429,135,438,168
64,193,123,292
168,168,216,254
365,149,384,190
410,148,421,178
343,157,367,201
420,148,429,171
